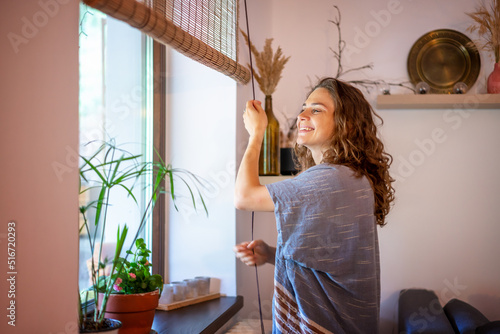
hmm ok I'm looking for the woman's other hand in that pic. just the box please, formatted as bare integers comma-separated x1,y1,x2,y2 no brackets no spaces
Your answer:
233,240,275,266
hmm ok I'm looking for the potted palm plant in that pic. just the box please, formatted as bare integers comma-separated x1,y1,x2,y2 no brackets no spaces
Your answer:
78,140,208,333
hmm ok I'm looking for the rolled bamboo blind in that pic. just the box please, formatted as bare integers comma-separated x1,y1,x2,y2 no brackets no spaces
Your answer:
82,0,250,84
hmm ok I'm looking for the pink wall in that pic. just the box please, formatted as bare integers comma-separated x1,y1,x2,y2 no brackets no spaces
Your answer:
0,0,79,333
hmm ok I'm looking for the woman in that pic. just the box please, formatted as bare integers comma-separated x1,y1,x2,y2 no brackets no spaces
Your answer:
234,78,395,334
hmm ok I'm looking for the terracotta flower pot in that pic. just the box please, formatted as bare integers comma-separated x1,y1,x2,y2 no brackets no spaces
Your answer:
98,290,159,334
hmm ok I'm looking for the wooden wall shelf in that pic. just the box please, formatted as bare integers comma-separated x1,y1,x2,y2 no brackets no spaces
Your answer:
376,94,500,110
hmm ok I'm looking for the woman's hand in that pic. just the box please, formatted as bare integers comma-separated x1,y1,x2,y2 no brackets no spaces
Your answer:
233,240,275,266
243,100,267,138
234,100,275,212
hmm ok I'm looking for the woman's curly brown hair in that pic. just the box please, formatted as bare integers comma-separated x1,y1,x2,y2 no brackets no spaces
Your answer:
294,78,395,226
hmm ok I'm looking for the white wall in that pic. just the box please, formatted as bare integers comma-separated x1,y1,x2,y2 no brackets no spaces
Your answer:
235,0,500,332
166,49,238,295
0,0,79,333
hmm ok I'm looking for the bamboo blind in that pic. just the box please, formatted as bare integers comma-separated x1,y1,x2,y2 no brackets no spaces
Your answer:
83,0,250,84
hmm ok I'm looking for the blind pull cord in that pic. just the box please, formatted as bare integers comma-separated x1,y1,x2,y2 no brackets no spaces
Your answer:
251,211,265,334
243,0,264,332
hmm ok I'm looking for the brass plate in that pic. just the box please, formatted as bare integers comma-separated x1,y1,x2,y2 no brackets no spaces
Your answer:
407,29,480,94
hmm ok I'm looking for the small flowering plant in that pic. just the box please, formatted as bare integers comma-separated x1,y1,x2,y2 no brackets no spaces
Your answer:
97,238,163,295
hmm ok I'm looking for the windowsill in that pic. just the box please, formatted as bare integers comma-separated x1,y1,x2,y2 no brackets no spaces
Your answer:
376,94,500,109
152,295,243,334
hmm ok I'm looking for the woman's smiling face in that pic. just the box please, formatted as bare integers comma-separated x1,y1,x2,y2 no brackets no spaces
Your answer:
296,87,335,158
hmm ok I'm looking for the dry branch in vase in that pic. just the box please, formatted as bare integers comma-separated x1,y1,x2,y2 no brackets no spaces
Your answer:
466,0,500,63
240,29,291,96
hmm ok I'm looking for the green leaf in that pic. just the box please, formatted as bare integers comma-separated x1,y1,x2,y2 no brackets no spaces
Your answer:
136,238,145,248
94,185,107,227
138,251,149,258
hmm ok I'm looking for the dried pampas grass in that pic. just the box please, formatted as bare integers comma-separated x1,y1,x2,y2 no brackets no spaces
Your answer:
466,0,500,62
241,30,290,96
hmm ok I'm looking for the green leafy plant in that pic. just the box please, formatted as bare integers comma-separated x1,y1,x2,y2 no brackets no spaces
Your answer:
96,238,163,295
78,140,208,331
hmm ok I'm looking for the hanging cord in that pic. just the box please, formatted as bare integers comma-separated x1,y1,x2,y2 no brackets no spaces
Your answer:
251,211,265,334
243,0,256,101
243,1,264,332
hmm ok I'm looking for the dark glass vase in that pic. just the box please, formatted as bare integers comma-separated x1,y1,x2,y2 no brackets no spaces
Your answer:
280,147,298,175
259,95,280,176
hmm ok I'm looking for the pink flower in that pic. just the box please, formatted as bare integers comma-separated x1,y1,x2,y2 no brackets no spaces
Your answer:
129,273,136,279
113,278,123,292
144,261,150,266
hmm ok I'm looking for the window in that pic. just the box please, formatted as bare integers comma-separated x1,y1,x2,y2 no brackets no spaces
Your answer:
78,2,238,297
78,4,154,292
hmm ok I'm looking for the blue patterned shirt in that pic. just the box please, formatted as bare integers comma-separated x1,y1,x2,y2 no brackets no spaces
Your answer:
266,164,380,333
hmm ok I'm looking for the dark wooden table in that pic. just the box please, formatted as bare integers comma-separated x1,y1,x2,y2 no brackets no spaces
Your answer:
152,296,243,334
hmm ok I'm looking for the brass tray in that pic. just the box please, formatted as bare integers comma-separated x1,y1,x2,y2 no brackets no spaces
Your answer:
407,29,480,94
